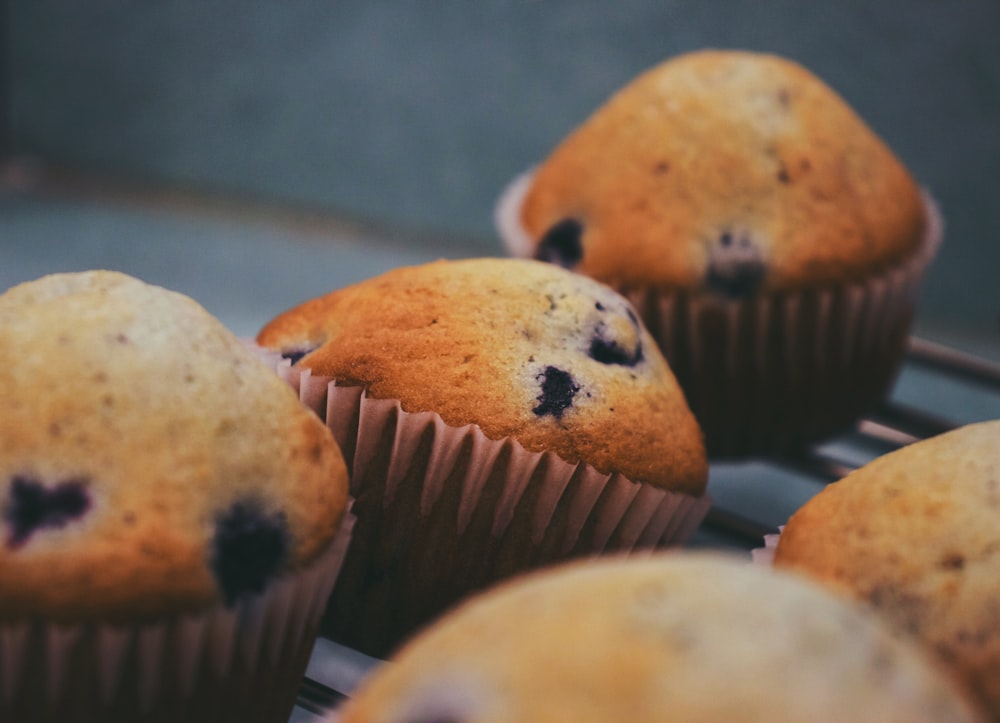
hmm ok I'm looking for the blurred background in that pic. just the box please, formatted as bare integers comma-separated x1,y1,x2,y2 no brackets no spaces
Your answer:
2,0,998,348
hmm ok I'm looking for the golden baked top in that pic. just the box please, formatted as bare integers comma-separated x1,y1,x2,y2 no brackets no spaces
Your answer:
257,258,706,494
514,49,927,293
336,553,982,722
0,271,349,622
774,419,1000,717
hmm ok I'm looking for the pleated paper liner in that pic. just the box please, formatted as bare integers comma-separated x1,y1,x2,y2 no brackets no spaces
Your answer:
496,170,944,458
272,361,713,658
0,518,353,723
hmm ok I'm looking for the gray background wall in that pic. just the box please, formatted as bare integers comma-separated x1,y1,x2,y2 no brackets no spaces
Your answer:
5,1,999,336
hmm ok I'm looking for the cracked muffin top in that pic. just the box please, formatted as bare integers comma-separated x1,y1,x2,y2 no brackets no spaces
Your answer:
0,270,349,622
256,258,706,494
508,49,928,294
335,554,983,723
774,419,1000,719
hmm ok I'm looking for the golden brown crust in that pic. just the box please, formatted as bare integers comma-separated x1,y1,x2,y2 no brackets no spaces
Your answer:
336,554,982,722
0,271,349,621
774,420,1000,718
257,258,707,494
519,49,927,292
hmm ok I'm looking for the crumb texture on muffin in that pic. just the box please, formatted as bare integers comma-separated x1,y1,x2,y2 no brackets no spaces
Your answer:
257,258,706,494
517,49,928,292
336,554,983,722
0,270,349,621
775,419,1000,718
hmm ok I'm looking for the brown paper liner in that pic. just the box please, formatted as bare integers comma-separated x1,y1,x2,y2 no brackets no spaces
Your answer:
266,360,712,658
496,170,944,458
0,519,353,723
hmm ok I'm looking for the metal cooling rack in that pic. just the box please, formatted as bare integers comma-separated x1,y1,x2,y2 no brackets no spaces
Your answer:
290,335,1000,720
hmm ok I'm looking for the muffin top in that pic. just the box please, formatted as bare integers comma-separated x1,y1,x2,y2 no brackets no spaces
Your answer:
510,49,928,294
0,271,349,622
257,258,706,494
774,420,1000,718
335,553,982,722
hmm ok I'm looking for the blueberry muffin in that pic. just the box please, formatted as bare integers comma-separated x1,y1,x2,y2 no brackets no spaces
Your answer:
497,49,941,456
257,257,710,656
333,554,983,722
0,270,351,723
774,420,1000,719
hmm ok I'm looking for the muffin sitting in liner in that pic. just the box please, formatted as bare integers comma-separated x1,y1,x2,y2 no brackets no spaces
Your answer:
496,48,942,457
773,420,1000,720
256,257,710,657
0,270,351,723
331,553,984,722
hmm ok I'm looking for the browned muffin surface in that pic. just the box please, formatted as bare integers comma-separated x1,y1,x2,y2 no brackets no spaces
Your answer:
775,420,1000,717
0,270,349,621
336,554,983,722
257,258,706,494
518,49,927,293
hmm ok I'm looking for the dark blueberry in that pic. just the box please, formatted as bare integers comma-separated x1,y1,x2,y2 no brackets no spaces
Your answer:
532,366,580,419
534,218,584,269
5,476,90,548
938,553,965,571
211,500,289,605
705,232,766,298
588,303,643,366
589,334,643,366
281,348,315,365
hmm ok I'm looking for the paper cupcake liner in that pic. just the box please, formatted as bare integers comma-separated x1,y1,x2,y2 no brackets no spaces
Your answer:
496,170,943,457
0,519,353,723
494,168,537,259
625,197,941,457
266,361,712,658
750,527,782,566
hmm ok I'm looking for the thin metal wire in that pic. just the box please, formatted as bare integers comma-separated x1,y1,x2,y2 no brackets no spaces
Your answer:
907,336,1000,391
296,678,345,716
